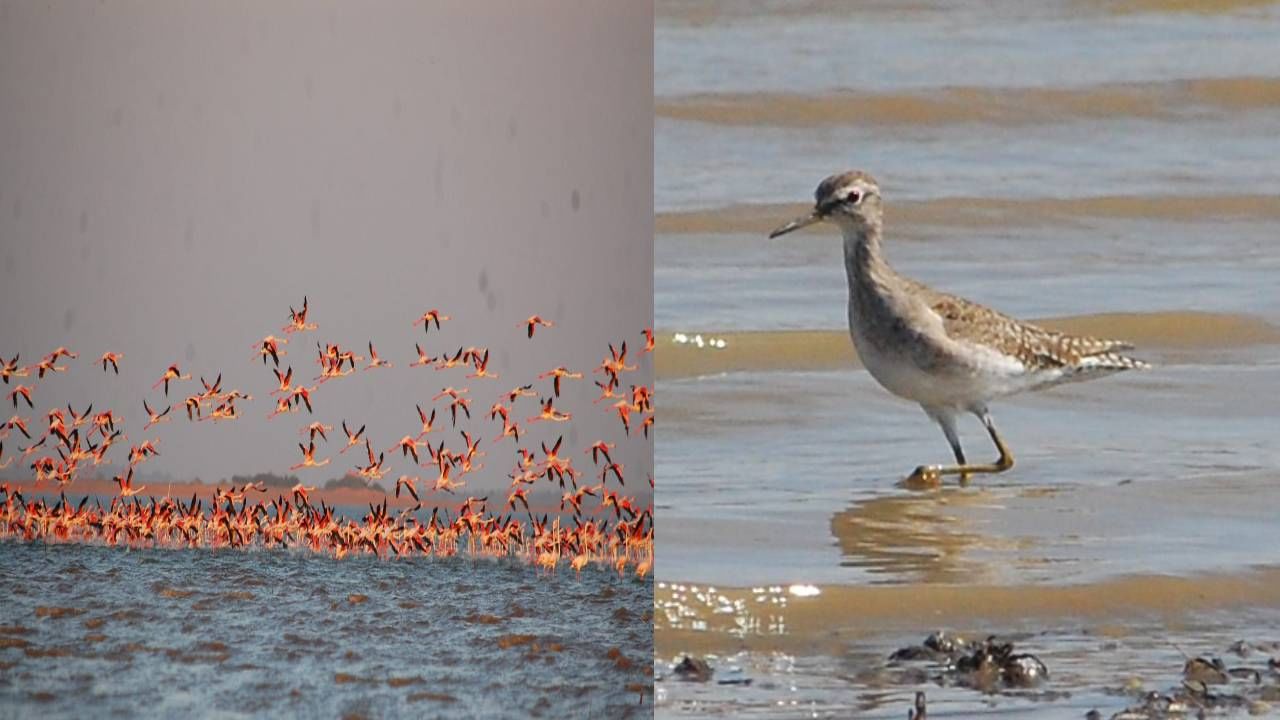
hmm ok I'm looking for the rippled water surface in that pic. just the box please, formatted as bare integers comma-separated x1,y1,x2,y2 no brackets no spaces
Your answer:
0,542,651,719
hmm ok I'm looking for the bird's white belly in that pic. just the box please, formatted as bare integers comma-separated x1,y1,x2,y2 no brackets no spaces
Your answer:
851,328,1043,408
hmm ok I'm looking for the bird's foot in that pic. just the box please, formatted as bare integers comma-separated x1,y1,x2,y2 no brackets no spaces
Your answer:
902,464,942,490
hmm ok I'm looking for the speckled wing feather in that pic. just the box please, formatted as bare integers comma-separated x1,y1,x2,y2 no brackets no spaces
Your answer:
905,279,1148,373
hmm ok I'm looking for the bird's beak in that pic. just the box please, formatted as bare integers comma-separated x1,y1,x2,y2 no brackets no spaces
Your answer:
768,210,822,239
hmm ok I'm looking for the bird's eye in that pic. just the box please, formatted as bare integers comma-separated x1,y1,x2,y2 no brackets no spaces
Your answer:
845,190,862,204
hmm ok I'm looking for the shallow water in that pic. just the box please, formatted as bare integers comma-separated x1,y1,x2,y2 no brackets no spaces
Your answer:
657,1,1280,96
657,112,1280,211
656,1,1280,716
0,542,651,719
657,218,1280,332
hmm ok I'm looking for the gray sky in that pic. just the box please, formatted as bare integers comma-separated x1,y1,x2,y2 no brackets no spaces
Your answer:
0,1,654,494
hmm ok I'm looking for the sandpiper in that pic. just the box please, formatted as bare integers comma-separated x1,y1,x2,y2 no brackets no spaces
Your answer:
769,171,1148,485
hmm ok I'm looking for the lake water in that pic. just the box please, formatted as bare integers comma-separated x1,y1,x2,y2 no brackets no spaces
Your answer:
0,541,651,719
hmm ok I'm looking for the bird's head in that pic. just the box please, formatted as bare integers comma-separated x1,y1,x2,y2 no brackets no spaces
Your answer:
769,170,882,238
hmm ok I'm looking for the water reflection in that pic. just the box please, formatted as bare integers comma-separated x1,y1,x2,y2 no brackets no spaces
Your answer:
831,488,999,585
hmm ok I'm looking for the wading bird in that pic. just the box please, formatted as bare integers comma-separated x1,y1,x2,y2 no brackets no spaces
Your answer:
769,171,1148,484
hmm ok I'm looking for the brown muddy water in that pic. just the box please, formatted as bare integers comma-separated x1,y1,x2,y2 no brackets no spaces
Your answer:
656,1,1280,717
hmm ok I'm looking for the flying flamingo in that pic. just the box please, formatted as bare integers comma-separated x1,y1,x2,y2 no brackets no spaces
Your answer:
128,439,160,466
414,309,450,334
561,485,598,515
1,355,30,384
433,347,466,371
100,352,124,374
113,467,145,497
364,342,393,370
395,475,421,502
611,400,636,435
409,343,436,368
415,406,437,439
153,365,191,397
339,421,366,454
299,422,332,443
521,315,554,338
269,367,293,397
447,396,471,426
5,415,32,439
466,350,498,380
389,435,422,464
291,482,316,505
34,356,68,379
494,418,522,445
431,462,463,494
267,396,295,419
68,403,93,428
596,342,637,386
528,397,571,424
586,441,615,466
253,336,288,366
283,296,317,334
143,400,171,430
289,441,330,471
287,385,316,413
8,385,33,409
538,367,583,397
507,487,530,513
182,394,203,421
593,380,624,403
601,462,625,486
503,384,537,404
488,401,509,423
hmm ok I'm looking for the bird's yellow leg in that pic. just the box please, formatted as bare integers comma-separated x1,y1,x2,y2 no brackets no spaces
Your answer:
906,411,1014,487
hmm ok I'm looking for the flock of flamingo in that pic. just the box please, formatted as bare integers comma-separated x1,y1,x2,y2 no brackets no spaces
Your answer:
0,298,654,577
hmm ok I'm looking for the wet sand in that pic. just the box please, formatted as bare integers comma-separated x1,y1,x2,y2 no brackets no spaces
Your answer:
655,194,1280,235
655,193,1280,235
1096,0,1280,14
656,311,1280,380
658,0,1280,25
656,564,1280,656
658,77,1280,128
